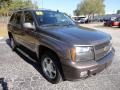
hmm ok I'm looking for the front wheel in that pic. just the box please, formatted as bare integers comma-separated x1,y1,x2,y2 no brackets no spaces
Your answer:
40,52,63,84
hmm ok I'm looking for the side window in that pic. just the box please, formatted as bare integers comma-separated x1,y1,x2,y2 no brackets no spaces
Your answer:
15,12,22,25
24,11,34,25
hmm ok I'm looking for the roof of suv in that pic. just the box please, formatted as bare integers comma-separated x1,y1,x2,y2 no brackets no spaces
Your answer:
13,8,54,12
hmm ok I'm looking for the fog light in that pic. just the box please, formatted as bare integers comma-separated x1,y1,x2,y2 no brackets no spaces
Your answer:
80,71,88,78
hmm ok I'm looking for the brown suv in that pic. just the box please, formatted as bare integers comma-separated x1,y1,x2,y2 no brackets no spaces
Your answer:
8,9,115,84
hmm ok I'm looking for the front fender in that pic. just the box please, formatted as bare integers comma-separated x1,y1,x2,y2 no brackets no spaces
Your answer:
36,36,72,60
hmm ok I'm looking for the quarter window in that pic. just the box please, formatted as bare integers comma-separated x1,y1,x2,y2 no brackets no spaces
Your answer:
10,13,16,23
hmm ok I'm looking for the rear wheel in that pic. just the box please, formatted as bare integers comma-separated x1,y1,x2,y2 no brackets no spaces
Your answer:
40,52,63,84
10,37,16,51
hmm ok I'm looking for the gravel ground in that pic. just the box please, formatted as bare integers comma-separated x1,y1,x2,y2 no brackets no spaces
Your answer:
0,25,120,90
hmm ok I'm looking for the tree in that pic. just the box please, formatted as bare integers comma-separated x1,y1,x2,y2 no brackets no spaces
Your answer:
9,0,38,10
0,0,38,16
0,0,11,9
74,0,105,17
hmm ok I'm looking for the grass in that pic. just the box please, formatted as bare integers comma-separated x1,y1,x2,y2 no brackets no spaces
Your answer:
0,23,8,37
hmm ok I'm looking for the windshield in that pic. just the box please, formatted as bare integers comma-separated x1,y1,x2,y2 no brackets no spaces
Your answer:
34,10,75,26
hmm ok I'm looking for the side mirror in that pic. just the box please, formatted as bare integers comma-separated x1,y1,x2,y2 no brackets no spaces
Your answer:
23,23,35,30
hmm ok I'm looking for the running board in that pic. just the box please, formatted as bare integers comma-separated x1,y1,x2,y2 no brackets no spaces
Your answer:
17,48,37,63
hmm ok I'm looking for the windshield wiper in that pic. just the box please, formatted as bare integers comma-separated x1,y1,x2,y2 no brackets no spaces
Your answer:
41,24,60,27
60,21,75,26
41,23,75,27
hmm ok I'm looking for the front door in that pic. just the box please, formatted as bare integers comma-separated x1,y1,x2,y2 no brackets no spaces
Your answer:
22,11,39,52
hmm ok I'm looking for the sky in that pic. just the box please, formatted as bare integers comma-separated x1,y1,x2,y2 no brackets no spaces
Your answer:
33,0,120,15
104,0,120,14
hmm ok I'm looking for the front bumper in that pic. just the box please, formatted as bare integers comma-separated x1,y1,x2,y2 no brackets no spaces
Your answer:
61,48,115,81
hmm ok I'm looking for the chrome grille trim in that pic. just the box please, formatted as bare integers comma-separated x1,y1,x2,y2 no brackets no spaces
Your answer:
95,41,110,50
94,41,111,60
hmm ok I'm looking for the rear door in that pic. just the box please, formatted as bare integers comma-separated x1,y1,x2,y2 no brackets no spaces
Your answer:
8,11,23,43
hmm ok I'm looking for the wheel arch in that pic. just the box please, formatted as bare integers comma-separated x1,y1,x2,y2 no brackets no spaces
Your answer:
37,45,65,80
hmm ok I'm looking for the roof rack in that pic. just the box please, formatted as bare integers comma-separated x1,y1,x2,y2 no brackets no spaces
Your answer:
12,8,53,11
14,7,36,11
10,8,59,13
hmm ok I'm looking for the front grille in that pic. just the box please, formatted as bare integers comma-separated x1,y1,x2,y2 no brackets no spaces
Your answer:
95,41,111,60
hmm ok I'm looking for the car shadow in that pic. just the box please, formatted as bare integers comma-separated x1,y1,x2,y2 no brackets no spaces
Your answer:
0,78,8,90
6,39,45,80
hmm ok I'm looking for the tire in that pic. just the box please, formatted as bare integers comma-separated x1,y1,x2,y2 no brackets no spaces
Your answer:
40,51,63,84
10,37,16,51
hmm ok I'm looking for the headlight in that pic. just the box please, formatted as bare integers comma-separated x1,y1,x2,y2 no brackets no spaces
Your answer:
71,46,94,62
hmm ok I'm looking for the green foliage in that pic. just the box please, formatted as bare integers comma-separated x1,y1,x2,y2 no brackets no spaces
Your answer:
74,0,105,16
0,0,38,15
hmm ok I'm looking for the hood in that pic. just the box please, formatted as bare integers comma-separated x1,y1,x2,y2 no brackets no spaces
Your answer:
39,26,111,45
